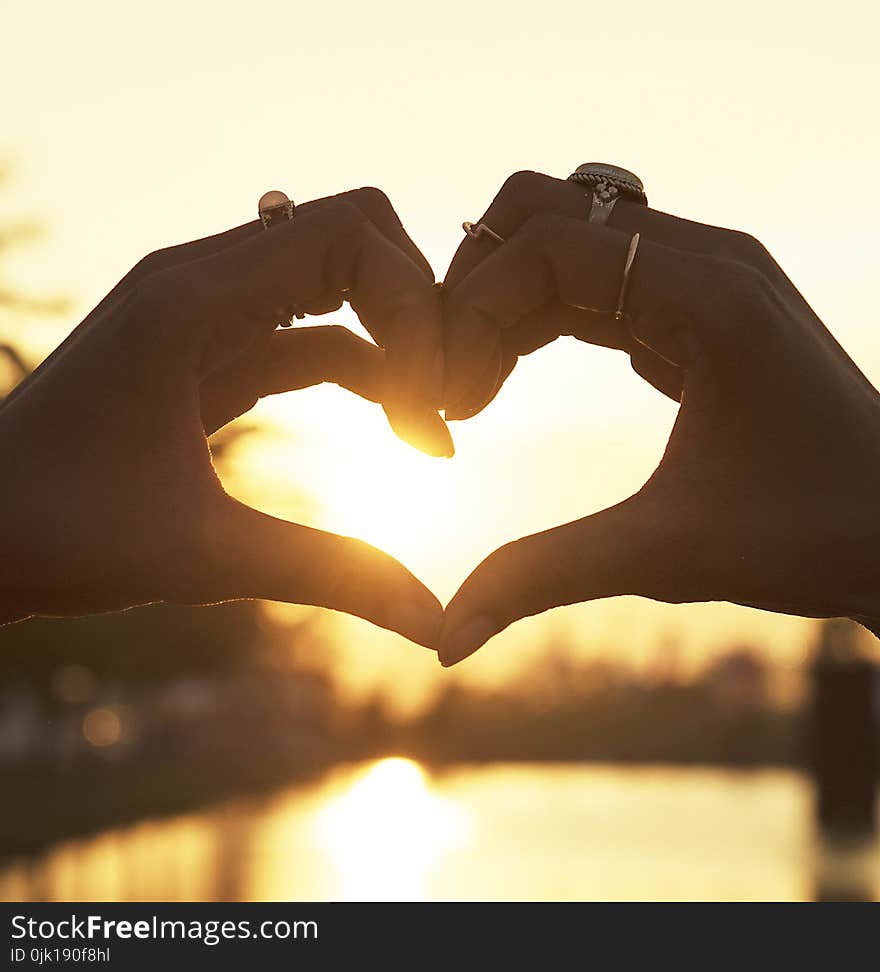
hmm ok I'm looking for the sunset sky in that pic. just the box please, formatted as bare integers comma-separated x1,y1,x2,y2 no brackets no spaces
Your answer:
3,0,879,707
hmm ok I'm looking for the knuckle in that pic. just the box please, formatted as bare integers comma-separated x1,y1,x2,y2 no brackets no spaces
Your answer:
132,247,171,278
443,293,470,330
347,185,395,217
633,247,776,367
499,169,545,200
730,259,774,316
380,287,429,326
324,322,349,341
445,274,483,318
473,538,550,624
322,198,369,230
130,263,199,327
483,539,525,585
324,323,356,351
130,269,175,320
698,255,775,357
723,228,773,268
520,211,560,244
317,201,371,255
629,296,688,348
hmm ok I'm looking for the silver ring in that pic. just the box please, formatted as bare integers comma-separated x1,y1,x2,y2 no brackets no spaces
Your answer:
258,189,295,230
567,163,647,227
462,220,505,245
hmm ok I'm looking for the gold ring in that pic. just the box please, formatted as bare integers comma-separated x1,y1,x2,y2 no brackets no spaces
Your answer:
462,221,505,245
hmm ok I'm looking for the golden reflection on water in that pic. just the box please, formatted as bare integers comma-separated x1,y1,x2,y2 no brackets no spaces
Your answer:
2,762,878,902
313,758,471,900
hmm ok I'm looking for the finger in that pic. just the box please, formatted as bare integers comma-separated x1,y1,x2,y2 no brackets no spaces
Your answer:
146,201,453,457
200,324,455,449
329,187,434,281
112,187,432,312
445,213,632,411
445,170,591,290
445,169,778,290
444,214,716,415
443,169,776,411
439,496,666,667
200,325,387,435
204,500,444,650
445,302,622,420
8,187,433,407
629,341,684,401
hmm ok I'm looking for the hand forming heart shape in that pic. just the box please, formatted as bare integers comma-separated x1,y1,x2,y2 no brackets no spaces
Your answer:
0,176,878,664
438,170,880,663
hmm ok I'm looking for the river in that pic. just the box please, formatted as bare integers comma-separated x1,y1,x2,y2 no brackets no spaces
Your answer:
2,761,877,901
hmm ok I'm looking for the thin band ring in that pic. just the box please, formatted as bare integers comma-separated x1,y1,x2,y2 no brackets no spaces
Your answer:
614,233,640,322
570,232,641,321
462,221,506,245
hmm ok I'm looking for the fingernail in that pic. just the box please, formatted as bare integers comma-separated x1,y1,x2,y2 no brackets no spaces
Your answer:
417,416,455,458
388,602,443,651
440,615,498,667
388,409,454,458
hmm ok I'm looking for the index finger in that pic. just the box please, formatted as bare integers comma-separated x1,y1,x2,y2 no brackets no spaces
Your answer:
169,200,452,457
8,187,435,409
445,168,774,289
442,168,753,414
444,170,591,290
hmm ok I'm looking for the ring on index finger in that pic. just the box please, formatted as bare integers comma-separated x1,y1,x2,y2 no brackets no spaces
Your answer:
462,220,506,245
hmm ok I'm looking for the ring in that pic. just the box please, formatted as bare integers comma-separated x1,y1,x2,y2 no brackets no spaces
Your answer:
567,163,647,226
614,233,640,322
462,221,505,245
259,190,299,326
258,189,295,230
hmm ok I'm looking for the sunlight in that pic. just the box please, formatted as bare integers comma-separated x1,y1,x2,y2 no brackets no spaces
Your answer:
322,438,458,558
256,384,474,586
313,757,471,900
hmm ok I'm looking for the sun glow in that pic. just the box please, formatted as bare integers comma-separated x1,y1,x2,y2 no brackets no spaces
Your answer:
321,435,459,560
314,758,472,900
251,382,484,601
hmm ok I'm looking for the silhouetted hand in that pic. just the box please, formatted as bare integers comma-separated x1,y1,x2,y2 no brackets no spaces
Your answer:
439,170,880,665
0,188,447,648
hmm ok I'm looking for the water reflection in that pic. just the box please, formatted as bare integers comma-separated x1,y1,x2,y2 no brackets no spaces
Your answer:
2,763,877,901
314,758,471,900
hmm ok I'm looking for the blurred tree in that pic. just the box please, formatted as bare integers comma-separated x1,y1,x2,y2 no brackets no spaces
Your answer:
0,161,69,339
0,160,69,395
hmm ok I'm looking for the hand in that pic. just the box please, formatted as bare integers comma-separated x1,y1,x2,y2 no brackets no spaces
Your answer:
0,187,447,648
439,170,880,665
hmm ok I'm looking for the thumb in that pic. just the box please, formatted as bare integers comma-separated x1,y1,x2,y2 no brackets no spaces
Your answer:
440,496,666,666
200,499,444,650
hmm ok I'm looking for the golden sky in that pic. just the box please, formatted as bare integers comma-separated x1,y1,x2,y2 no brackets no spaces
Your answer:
3,0,879,706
